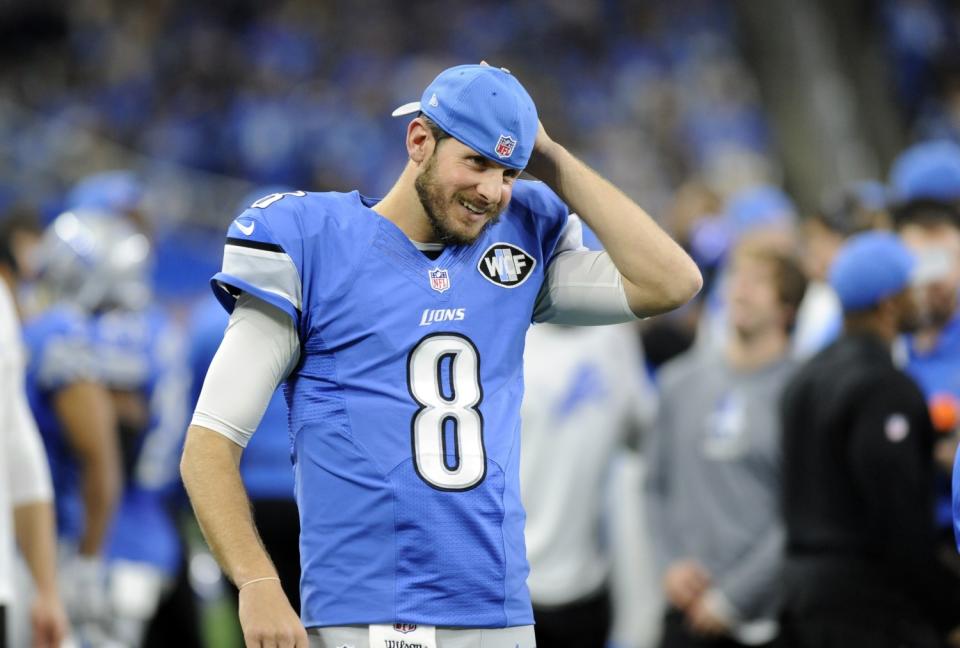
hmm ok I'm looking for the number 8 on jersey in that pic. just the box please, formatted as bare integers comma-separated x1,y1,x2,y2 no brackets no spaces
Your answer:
407,333,486,491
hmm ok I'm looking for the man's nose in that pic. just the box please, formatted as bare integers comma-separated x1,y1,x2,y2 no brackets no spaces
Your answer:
475,171,503,206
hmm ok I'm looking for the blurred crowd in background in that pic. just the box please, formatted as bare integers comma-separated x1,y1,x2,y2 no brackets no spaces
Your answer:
2,0,960,647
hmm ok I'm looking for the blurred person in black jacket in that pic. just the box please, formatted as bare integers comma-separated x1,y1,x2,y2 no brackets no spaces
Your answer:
780,231,960,648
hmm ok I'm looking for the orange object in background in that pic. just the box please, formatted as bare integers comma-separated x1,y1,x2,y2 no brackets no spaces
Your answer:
929,392,960,433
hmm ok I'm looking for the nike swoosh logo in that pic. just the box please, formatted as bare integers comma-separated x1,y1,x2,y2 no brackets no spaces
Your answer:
235,220,255,236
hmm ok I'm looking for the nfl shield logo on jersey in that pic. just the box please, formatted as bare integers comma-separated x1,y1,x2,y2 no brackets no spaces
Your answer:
495,134,517,159
428,267,450,293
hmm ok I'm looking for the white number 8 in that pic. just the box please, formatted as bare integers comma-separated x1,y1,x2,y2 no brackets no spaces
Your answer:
408,334,486,491
250,190,307,209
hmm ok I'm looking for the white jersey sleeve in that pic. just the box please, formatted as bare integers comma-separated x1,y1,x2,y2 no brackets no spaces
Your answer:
0,280,52,604
191,293,299,447
533,215,638,325
0,280,52,506
5,378,53,506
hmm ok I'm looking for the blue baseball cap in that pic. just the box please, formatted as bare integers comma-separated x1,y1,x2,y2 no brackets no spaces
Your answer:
725,185,796,234
392,64,539,170
828,231,918,311
889,140,960,204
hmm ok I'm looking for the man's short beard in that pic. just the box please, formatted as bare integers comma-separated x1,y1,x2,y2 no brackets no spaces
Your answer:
414,151,501,246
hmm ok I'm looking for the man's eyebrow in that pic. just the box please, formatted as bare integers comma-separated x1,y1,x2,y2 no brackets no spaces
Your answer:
468,152,515,173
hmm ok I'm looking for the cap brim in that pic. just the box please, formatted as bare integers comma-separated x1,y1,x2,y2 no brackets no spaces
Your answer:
391,101,421,117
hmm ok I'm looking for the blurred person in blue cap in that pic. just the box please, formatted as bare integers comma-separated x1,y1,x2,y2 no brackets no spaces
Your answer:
780,231,960,648
890,140,960,206
887,140,960,555
180,62,702,648
793,180,891,359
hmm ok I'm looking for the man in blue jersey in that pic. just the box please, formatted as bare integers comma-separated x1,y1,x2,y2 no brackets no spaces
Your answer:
180,63,702,648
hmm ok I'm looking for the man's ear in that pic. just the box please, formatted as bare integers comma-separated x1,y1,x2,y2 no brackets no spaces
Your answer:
406,118,434,165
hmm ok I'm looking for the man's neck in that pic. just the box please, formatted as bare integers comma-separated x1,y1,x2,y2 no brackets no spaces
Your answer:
725,327,789,372
373,163,434,243
843,312,896,345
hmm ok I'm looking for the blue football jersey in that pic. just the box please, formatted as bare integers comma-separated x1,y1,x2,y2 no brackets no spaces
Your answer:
188,295,293,500
22,305,98,543
212,182,571,628
93,306,188,575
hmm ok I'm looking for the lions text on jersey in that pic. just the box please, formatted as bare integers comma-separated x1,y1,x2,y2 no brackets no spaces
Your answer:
212,182,572,628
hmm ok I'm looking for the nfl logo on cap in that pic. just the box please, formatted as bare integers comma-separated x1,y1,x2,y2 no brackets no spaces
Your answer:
495,134,517,159
428,267,450,293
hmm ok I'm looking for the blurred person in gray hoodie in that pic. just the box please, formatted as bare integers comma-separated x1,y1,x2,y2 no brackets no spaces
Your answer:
646,239,806,648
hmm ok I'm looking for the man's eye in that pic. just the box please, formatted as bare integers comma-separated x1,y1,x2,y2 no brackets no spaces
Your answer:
470,156,486,165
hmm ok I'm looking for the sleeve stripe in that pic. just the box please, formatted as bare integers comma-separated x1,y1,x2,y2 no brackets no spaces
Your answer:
226,237,285,253
221,244,303,311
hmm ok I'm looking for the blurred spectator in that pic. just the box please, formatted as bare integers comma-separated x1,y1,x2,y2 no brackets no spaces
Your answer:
89,222,191,646
0,215,68,648
693,184,798,351
646,240,806,648
793,179,890,358
16,209,125,645
780,231,960,648
641,180,722,371
0,1,775,242
887,144,960,564
890,140,960,206
521,321,657,648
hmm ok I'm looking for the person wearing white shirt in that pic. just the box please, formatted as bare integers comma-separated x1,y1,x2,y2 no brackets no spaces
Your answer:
0,217,68,648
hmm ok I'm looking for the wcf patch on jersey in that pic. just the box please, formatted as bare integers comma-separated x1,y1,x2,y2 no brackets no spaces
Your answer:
478,243,536,288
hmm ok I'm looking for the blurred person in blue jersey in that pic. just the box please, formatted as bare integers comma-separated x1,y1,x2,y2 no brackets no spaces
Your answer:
186,186,301,612
780,231,960,648
6,209,123,646
0,212,69,648
180,62,702,648
793,179,890,359
520,264,659,646
646,240,807,648
886,141,960,554
67,169,204,648
81,212,192,647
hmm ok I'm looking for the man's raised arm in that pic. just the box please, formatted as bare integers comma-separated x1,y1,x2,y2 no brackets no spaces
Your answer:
526,128,702,318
